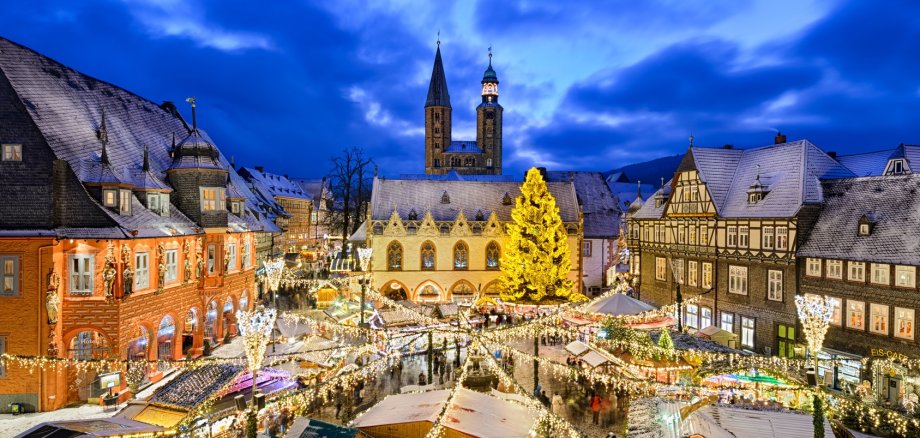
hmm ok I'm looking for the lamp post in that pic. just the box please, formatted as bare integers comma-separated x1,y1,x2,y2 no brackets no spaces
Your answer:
357,248,373,328
669,258,684,332
236,306,277,436
263,259,284,353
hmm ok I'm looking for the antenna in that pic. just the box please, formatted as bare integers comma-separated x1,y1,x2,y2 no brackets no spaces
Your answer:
185,97,197,132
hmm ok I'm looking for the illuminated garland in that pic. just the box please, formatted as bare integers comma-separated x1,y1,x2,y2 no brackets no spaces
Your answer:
363,287,442,326
423,342,475,438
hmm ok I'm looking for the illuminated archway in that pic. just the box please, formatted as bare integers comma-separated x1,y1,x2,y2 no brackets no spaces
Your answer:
414,280,443,303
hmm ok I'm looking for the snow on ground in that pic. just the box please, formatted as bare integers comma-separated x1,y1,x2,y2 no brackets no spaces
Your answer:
686,404,834,438
0,402,125,436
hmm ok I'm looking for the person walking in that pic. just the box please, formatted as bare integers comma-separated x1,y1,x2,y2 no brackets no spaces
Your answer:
419,372,427,386
552,393,566,418
590,393,602,425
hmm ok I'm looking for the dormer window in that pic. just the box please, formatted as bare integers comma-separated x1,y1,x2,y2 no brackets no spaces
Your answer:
858,214,876,236
2,144,21,161
748,192,764,204
440,191,450,204
885,159,910,175
119,190,132,215
230,200,242,216
200,187,226,212
502,192,513,205
147,193,170,217
103,189,118,207
407,209,418,220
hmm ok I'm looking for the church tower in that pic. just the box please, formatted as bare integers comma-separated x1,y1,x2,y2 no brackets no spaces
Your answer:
476,49,503,174
424,40,451,175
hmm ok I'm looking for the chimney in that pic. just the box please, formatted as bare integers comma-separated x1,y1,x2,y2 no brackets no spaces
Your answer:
827,151,837,159
774,132,787,144
537,167,547,179
723,144,733,150
284,174,289,180
255,166,265,173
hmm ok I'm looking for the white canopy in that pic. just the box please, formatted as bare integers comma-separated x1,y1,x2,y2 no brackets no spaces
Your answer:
584,293,655,316
351,388,537,437
565,340,591,356
581,350,611,368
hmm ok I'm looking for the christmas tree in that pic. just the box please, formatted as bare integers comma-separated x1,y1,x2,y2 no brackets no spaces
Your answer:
499,168,576,303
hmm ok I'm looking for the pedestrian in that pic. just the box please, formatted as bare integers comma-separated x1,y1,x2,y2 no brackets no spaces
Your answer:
534,383,543,399
600,395,612,428
445,363,453,381
540,390,550,407
590,393,602,425
552,393,565,418
419,372,427,386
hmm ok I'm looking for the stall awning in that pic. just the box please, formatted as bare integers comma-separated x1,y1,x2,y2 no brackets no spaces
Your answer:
582,350,611,368
565,341,591,357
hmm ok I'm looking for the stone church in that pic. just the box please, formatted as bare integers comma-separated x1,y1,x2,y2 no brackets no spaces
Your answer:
424,42,503,175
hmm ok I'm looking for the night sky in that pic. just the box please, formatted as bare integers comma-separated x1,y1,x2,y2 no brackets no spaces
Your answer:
2,0,919,178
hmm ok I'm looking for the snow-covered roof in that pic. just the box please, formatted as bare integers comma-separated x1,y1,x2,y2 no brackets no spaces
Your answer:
687,405,833,438
565,340,590,356
584,293,656,316
546,171,620,238
351,388,537,437
581,350,611,368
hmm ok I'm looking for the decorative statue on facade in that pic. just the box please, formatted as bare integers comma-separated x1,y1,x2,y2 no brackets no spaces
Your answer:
183,240,192,284
102,244,117,299
45,268,60,325
223,246,230,276
47,332,58,357
122,244,134,296
156,243,166,294
196,237,204,279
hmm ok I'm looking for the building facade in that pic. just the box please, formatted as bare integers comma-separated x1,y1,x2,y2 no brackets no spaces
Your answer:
424,43,503,176
798,166,920,406
0,37,277,412
366,177,582,303
628,137,854,356
240,167,314,253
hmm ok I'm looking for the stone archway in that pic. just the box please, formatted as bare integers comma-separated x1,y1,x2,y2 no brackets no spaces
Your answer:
449,280,476,305
65,328,112,403
182,308,201,356
414,280,444,303
205,300,219,345
222,295,237,339
156,315,177,371
384,280,409,301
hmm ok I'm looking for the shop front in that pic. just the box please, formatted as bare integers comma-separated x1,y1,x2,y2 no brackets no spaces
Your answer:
817,348,862,394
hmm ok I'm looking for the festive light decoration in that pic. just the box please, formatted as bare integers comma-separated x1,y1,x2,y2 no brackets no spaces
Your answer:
795,294,833,377
236,306,277,375
263,259,285,293
357,247,373,272
499,168,578,303
423,342,475,438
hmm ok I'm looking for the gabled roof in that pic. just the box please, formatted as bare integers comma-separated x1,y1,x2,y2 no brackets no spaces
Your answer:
370,177,579,223
398,171,517,182
798,174,920,265
239,167,312,201
0,37,278,235
631,179,672,219
546,171,620,238
837,144,920,177
444,140,482,153
425,45,451,108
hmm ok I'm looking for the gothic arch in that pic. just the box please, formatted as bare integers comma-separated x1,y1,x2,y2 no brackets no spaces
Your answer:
156,313,179,363
382,279,410,301
386,240,403,271
453,240,469,270
420,240,436,271
485,240,501,270
413,280,444,302
482,280,503,297
63,326,113,358
449,280,476,303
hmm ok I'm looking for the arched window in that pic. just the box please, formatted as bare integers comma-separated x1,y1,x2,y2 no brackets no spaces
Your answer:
69,330,109,360
387,241,403,271
464,157,475,167
453,241,468,270
486,241,500,270
420,241,436,271
451,157,461,167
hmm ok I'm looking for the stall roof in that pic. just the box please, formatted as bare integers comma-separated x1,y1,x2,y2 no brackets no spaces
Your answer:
584,293,655,316
565,340,591,357
582,350,611,368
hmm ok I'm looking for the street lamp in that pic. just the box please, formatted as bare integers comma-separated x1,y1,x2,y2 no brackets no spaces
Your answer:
668,258,684,332
236,306,277,430
795,294,833,383
357,247,373,327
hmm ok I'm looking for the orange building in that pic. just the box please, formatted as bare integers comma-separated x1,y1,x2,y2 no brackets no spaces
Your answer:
0,37,279,412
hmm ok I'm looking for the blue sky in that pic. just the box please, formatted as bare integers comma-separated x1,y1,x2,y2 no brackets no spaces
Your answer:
2,0,919,177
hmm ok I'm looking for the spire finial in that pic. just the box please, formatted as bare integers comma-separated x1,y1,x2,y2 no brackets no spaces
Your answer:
142,144,150,172
637,180,642,198
100,142,109,165
488,45,492,65
185,97,197,132
437,30,440,47
689,132,694,147
660,177,664,188
755,164,761,181
230,155,235,170
97,107,108,145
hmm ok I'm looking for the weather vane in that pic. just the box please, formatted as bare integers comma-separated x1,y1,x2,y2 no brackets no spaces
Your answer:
437,30,440,47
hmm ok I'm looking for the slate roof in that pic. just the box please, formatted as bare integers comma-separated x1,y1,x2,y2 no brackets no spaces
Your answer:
608,181,655,212
294,178,330,210
425,45,450,108
798,174,920,265
0,36,279,235
630,179,672,219
398,171,518,182
370,177,579,223
837,144,920,177
444,140,482,153
239,167,312,200
633,140,854,219
546,171,620,238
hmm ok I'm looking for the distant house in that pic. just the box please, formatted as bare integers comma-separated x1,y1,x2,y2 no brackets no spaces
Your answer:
240,167,313,254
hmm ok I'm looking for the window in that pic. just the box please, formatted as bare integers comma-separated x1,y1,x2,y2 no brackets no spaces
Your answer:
677,226,686,244
738,226,749,248
0,256,19,296
119,190,132,215
689,225,697,245
701,307,713,328
806,258,821,277
777,324,796,358
700,225,708,245
859,223,870,236
827,296,842,326
583,240,593,257
701,262,713,289
687,260,698,287
2,144,21,161
200,187,226,212
727,226,737,247
69,254,94,294
135,252,149,290
630,254,640,275
762,226,774,250
721,312,735,333
895,265,916,288
453,242,468,270
871,263,890,285
741,317,755,348
387,242,402,271
0,336,4,376
420,241,436,270
242,241,251,268
775,227,788,250
895,308,915,340
672,258,684,284
870,303,889,335
486,241,500,270
148,193,160,213
848,261,865,282
767,270,783,301
165,249,177,283
655,257,667,281
227,243,237,271
103,189,117,207
231,201,241,215
826,260,843,279
207,245,216,275
686,304,699,329
728,265,747,295
847,300,865,330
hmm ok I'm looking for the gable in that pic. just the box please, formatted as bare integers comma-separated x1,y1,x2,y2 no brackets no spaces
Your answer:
665,169,716,217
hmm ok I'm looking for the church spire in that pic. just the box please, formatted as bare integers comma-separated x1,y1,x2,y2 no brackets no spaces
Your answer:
425,41,451,108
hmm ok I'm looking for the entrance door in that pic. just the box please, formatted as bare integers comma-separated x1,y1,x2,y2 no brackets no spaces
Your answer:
777,324,796,358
